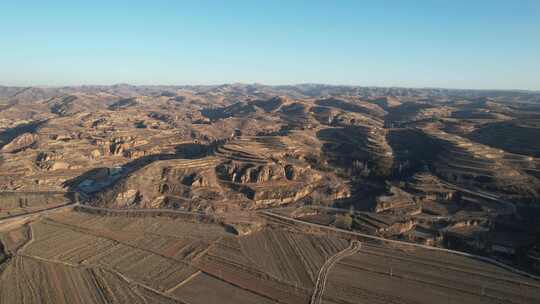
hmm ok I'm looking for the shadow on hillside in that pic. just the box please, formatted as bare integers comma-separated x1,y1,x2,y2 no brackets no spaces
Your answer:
316,127,360,173
0,120,47,150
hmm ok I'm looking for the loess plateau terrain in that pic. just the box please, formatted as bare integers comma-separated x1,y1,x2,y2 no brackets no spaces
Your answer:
1,84,540,303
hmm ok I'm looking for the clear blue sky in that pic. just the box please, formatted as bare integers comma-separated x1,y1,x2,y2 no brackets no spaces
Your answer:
1,0,539,90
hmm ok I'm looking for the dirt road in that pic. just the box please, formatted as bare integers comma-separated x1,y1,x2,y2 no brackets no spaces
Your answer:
310,240,361,304
260,210,540,281
0,202,77,224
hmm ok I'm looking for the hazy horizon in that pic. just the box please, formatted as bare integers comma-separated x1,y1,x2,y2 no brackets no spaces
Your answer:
2,82,540,93
1,0,539,90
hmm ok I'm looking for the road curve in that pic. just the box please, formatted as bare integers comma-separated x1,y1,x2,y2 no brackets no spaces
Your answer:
310,240,361,304
260,210,540,282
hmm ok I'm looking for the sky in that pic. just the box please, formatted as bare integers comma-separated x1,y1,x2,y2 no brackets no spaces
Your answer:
0,0,539,90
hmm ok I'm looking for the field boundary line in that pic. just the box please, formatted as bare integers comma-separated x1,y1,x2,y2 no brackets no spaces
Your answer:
19,253,81,268
201,270,300,304
192,236,223,262
165,270,202,293
104,267,188,304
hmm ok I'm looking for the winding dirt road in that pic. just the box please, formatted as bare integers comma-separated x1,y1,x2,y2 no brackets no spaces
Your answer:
310,240,361,304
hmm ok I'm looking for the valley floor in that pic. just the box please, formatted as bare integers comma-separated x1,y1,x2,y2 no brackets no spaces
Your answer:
1,209,539,304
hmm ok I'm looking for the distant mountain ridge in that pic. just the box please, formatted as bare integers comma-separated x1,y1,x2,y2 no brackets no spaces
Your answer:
1,84,539,104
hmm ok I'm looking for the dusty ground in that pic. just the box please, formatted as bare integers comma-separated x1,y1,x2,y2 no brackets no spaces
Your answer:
0,209,539,304
1,84,540,302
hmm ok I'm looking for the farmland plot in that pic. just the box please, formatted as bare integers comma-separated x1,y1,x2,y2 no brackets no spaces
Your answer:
239,228,349,287
47,211,232,261
5,209,537,304
196,228,349,304
49,211,229,240
22,220,118,264
171,272,278,304
22,218,200,292
0,255,151,304
0,209,241,303
323,243,540,304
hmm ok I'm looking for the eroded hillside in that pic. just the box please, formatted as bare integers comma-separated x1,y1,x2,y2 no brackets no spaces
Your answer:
1,84,540,271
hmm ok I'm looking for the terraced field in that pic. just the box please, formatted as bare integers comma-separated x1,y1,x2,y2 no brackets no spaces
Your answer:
23,221,199,291
196,228,350,304
1,208,540,303
0,210,356,304
424,127,540,199
317,126,393,177
2,85,540,303
467,122,540,157
0,210,234,303
0,255,177,304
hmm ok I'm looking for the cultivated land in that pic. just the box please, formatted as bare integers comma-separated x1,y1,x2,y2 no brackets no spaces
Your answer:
1,84,540,303
1,209,539,304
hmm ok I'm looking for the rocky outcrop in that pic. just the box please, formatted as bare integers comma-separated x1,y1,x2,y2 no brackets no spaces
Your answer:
216,161,286,184
90,136,149,159
214,157,325,207
91,158,224,210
